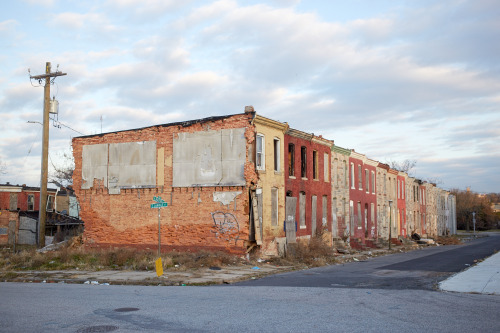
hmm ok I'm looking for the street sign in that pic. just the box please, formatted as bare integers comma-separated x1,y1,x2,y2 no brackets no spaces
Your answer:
153,196,165,203
150,202,168,208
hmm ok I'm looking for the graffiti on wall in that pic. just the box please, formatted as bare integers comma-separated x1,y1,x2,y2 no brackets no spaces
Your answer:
211,211,239,244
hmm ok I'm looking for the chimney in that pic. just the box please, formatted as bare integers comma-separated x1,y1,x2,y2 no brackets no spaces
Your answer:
244,105,254,113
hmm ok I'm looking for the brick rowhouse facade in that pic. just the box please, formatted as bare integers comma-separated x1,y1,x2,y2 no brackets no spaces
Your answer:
349,151,377,247
331,145,350,242
72,112,259,254
284,129,333,244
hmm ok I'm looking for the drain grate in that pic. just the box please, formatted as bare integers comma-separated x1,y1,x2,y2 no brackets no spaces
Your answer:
114,307,140,312
76,325,119,333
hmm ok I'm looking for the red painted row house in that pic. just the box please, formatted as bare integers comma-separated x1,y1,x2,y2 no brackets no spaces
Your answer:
284,129,333,242
348,151,378,248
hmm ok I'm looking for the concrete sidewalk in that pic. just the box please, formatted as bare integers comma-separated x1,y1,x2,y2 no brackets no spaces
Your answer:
439,251,500,295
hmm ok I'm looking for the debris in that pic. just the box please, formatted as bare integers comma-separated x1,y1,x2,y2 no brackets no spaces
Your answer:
417,238,435,245
209,266,221,270
101,283,110,286
42,280,46,283
252,266,260,270
411,233,421,241
257,258,265,263
353,258,359,262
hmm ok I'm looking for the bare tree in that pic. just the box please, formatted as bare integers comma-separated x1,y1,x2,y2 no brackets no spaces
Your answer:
49,152,74,188
0,157,7,181
386,159,417,176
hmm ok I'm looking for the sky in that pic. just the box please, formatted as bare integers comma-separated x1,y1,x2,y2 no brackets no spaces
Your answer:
0,0,499,193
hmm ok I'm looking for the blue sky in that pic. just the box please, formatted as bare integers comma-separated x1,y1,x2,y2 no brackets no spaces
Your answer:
1,0,499,193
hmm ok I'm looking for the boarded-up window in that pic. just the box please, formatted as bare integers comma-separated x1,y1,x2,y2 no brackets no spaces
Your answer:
288,144,295,176
173,128,246,187
9,193,17,211
358,165,362,189
299,192,306,228
322,195,328,227
271,188,278,226
27,194,34,211
371,171,375,194
312,151,318,180
365,169,369,192
324,153,329,182
357,202,362,227
311,195,317,235
300,147,307,178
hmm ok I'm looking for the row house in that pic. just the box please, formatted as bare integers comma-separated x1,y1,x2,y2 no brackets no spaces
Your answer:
71,106,456,256
348,151,377,248
0,183,56,246
253,114,288,256
331,145,350,242
284,128,333,247
376,163,390,240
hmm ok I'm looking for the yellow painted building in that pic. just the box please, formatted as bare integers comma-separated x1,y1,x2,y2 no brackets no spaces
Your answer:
252,114,288,256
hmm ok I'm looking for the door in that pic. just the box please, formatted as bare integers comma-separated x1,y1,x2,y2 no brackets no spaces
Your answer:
285,196,297,244
8,220,16,245
311,195,317,236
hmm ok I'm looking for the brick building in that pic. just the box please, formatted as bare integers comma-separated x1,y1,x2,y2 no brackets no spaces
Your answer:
0,183,56,246
284,128,333,246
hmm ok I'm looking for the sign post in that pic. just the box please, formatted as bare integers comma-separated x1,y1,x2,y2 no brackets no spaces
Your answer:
151,196,168,276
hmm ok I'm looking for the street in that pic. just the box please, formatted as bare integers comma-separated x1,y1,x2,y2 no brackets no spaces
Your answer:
1,236,499,332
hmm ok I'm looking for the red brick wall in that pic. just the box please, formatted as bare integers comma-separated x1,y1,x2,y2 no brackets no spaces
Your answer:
284,134,332,238
349,157,378,242
72,113,257,254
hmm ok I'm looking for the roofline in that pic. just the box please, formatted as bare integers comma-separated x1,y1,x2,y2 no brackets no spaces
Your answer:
72,112,252,139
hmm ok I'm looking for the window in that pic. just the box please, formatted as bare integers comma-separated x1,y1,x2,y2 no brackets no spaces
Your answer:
47,195,54,212
299,192,306,228
383,174,387,194
398,180,400,199
324,153,329,182
27,194,34,211
288,144,295,176
273,138,280,172
350,163,355,189
371,171,375,194
364,204,368,230
358,165,362,190
365,169,369,192
256,134,265,170
357,202,362,227
271,188,278,226
313,150,318,180
371,203,375,225
301,146,307,178
350,200,354,227
344,161,348,187
322,196,328,226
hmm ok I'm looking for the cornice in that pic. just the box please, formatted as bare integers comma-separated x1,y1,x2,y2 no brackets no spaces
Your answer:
286,128,313,141
253,114,289,132
331,145,351,155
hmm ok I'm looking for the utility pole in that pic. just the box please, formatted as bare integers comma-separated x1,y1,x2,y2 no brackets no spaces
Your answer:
30,62,66,248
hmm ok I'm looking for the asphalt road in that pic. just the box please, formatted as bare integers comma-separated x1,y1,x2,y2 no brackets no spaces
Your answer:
1,236,499,332
236,235,500,290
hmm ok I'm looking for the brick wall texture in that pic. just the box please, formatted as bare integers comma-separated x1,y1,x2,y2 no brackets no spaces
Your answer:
72,113,256,254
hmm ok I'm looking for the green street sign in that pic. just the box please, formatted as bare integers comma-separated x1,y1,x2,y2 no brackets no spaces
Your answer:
153,196,165,203
150,202,168,208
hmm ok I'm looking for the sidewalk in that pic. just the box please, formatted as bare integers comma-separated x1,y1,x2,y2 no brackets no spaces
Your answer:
0,263,295,286
439,251,500,295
